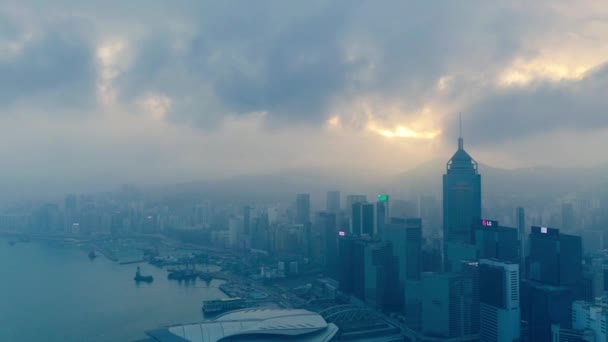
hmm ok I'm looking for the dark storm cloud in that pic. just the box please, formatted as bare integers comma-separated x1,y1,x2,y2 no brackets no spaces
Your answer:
113,1,352,126
0,16,96,109
460,63,608,144
212,9,351,124
1,0,603,142
111,1,531,127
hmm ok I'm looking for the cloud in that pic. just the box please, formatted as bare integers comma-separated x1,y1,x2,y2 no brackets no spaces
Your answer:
106,1,535,129
462,63,608,144
0,0,607,194
0,13,96,110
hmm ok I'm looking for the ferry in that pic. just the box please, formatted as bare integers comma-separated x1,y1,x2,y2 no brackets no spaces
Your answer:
134,266,154,283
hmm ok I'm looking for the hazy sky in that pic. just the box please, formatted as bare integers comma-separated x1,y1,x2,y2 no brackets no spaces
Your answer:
2,1,608,191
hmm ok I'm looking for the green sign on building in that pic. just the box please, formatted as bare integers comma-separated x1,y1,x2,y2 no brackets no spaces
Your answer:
377,194,389,202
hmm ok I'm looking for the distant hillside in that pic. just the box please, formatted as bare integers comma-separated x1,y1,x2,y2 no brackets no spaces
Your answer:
148,160,608,208
154,168,382,206
390,159,608,201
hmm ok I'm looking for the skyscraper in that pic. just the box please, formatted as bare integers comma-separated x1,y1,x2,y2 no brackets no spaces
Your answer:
384,218,422,312
443,131,482,250
346,195,367,216
421,272,478,339
516,207,526,279
352,202,374,237
527,226,582,287
521,281,573,342
338,235,365,298
295,193,310,224
562,203,575,232
317,211,338,278
326,191,341,214
364,241,400,311
523,226,582,342
479,259,520,342
242,205,251,235
375,194,389,237
473,220,519,263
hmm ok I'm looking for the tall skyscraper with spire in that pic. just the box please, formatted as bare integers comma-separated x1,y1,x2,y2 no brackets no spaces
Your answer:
443,118,482,247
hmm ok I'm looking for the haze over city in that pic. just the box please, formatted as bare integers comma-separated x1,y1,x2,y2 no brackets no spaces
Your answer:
2,1,608,198
4,2,608,342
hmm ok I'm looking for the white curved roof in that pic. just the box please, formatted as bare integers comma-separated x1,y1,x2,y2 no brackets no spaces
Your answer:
147,308,338,342
216,308,316,321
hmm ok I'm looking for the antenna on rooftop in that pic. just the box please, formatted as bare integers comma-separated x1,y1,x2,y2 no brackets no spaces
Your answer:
458,112,464,150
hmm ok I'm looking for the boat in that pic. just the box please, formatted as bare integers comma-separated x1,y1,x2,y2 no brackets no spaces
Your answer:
168,263,198,281
88,250,97,259
134,266,154,283
167,268,198,281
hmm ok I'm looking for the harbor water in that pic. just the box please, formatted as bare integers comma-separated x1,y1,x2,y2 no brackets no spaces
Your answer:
0,238,227,342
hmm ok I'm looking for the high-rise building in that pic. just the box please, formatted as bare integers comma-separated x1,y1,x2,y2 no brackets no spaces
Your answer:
317,211,338,278
523,227,582,342
364,241,400,311
338,235,365,298
443,132,481,268
404,219,423,281
295,193,310,224
326,191,341,214
521,281,573,342
251,213,269,251
517,207,526,278
473,220,519,263
242,205,251,235
338,235,401,312
352,202,375,237
479,259,520,342
391,199,419,219
445,241,478,273
346,195,367,216
581,257,604,301
568,300,608,341
461,261,481,337
228,216,243,248
375,194,390,237
420,195,440,231
443,132,482,253
527,226,582,287
421,272,478,339
384,218,422,312
194,201,212,227
562,203,575,232
550,324,594,342
582,229,603,254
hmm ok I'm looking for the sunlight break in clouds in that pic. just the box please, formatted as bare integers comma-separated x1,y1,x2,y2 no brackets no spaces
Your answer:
498,59,591,86
96,40,129,106
368,122,441,140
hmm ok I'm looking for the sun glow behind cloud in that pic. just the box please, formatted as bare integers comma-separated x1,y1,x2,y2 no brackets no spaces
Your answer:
96,40,129,106
367,122,441,139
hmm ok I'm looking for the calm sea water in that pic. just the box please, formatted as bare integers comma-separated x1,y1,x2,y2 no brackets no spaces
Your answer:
0,238,227,342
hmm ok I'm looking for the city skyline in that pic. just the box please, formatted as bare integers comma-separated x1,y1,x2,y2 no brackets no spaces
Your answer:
3,2,608,341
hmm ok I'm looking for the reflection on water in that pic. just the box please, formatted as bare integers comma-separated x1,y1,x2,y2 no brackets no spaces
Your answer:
0,238,227,342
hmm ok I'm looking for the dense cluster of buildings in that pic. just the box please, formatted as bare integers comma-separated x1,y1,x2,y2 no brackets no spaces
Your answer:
319,135,605,341
6,133,608,342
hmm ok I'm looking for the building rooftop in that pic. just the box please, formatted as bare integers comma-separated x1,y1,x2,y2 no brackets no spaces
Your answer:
146,308,338,342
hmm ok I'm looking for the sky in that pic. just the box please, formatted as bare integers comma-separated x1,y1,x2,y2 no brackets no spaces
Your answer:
1,0,608,193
